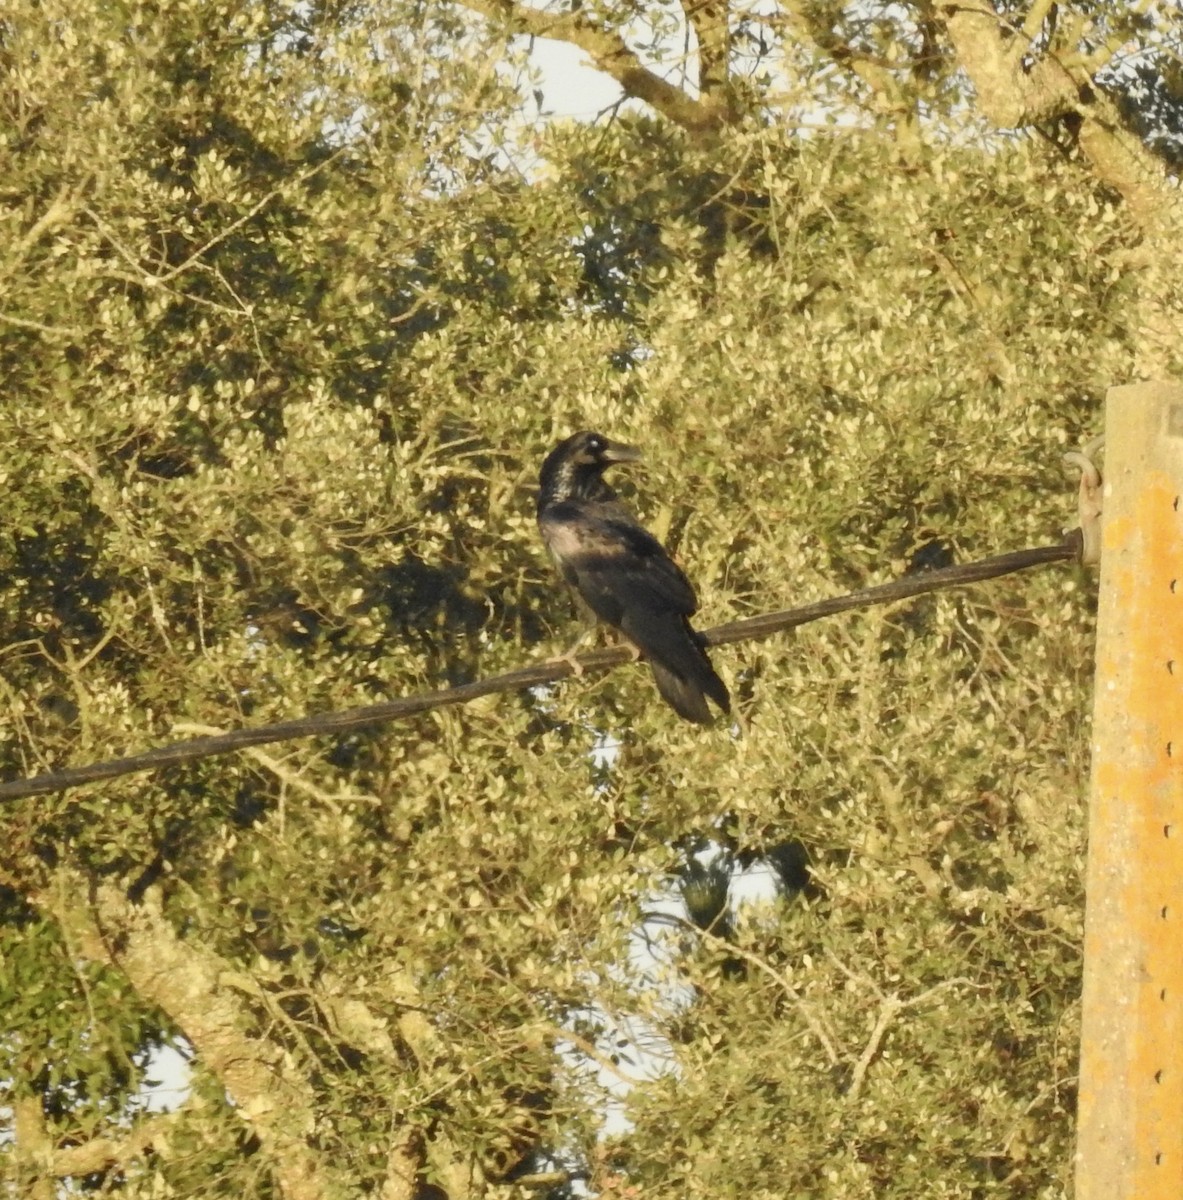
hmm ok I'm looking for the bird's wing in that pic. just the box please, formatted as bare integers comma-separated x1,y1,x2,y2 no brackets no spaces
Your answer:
540,504,698,625
541,502,729,723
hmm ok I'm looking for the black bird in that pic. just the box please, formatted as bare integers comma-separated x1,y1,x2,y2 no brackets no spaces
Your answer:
537,431,730,724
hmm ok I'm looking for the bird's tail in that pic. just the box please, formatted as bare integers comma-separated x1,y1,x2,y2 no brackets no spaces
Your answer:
649,660,729,724
641,629,730,725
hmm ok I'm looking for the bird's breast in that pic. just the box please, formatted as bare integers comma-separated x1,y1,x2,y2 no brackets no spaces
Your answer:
538,511,590,562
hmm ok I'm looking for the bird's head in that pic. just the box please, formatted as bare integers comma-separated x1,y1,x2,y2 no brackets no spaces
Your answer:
538,431,642,506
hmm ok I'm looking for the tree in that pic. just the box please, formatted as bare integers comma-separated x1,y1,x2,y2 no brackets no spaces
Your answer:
466,0,1181,370
0,0,1169,1195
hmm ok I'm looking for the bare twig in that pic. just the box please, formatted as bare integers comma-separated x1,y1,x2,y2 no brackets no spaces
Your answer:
824,948,985,1100
83,148,345,289
683,919,840,1065
845,977,982,1102
0,311,84,338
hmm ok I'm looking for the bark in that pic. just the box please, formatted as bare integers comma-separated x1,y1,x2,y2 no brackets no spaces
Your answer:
456,0,731,134
15,1099,189,1183
943,0,1175,230
685,0,732,108
943,0,1183,375
29,873,476,1200
11,1095,55,1200
452,0,1182,376
40,869,356,1200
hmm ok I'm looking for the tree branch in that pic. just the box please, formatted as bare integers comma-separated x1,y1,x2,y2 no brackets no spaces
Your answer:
11,1095,55,1200
681,918,840,1065
44,1109,190,1180
1020,0,1057,44
684,0,731,105
40,870,356,1200
456,0,729,132
942,0,1177,233
943,0,1076,127
844,977,979,1102
0,311,85,338
765,1,924,157
0,536,1081,802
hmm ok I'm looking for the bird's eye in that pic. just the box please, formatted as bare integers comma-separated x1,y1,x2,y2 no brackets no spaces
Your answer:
586,435,604,454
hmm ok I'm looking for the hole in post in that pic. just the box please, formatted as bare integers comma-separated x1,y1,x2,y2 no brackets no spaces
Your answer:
1156,1069,1164,1084
1169,742,1175,758
1157,1152,1164,1166
1162,988,1169,1002
1163,905,1170,920
1166,825,1174,839
1170,660,1178,675
1173,579,1179,594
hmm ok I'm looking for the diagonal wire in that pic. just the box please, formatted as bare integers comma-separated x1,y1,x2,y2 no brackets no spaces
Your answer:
0,534,1082,802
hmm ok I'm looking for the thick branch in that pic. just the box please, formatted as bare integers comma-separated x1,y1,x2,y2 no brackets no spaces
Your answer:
316,967,474,1200
41,871,355,1200
844,978,978,1102
44,1109,188,1180
943,0,1177,233
11,1095,54,1200
684,0,731,104
457,0,728,132
944,0,1073,126
0,537,1080,801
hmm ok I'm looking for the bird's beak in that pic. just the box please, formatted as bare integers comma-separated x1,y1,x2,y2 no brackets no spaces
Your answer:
601,439,642,465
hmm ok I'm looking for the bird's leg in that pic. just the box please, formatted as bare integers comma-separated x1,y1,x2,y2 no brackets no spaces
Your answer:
552,621,597,677
552,625,644,678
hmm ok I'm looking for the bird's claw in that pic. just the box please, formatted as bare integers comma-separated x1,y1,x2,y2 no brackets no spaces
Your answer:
552,648,586,678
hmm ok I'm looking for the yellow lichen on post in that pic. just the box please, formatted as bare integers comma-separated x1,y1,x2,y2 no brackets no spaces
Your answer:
1076,382,1183,1199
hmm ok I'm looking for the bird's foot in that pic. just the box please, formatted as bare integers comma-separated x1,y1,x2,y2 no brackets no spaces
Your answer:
550,629,596,677
551,646,586,678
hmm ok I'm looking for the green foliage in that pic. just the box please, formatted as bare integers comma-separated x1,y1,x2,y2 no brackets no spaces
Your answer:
0,1,1139,1196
